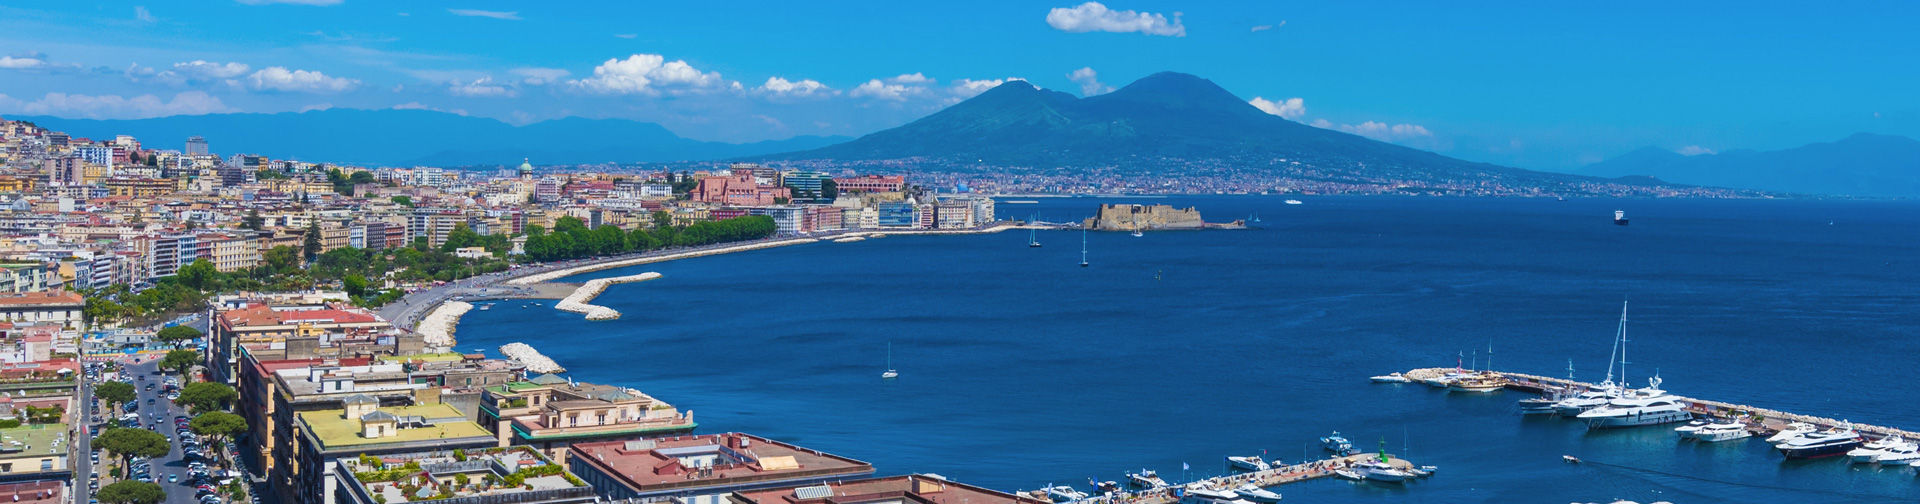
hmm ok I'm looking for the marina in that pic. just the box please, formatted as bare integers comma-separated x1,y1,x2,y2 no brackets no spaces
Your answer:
1031,451,1432,504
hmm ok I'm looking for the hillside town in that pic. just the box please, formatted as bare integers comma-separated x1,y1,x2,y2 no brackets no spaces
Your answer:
0,117,1025,504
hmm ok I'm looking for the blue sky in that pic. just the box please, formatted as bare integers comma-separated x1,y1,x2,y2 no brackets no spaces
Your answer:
2,1,1916,170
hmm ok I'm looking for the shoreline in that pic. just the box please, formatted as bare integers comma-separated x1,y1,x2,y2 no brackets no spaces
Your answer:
414,301,472,351
506,237,823,285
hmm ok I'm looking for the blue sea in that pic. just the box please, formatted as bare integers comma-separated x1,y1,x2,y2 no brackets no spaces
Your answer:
454,196,1920,503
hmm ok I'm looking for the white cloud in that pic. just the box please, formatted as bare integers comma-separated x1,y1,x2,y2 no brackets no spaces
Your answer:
1251,20,1284,32
889,73,933,85
447,9,520,20
568,54,727,95
1046,2,1185,37
1313,119,1434,142
1067,67,1113,96
757,77,833,98
0,57,48,69
950,78,1024,100
449,77,513,97
173,60,251,79
135,6,155,22
1677,145,1716,156
0,91,231,119
392,102,429,110
511,67,570,86
236,0,342,5
246,66,359,93
850,79,916,101
1249,96,1305,120
299,103,333,112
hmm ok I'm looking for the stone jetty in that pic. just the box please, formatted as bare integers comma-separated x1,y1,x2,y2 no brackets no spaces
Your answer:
413,301,472,350
499,342,564,373
554,272,661,321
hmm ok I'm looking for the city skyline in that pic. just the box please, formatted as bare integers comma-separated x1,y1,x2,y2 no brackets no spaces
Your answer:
2,1,1918,171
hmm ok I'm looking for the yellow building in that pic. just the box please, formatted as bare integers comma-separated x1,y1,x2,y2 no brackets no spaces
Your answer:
210,234,263,272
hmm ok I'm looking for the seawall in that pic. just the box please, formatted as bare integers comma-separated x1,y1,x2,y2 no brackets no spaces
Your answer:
554,272,661,321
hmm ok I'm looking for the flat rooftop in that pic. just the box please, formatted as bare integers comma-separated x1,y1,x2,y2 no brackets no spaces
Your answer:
570,433,872,494
297,404,491,451
0,423,67,460
340,446,593,504
731,475,1049,504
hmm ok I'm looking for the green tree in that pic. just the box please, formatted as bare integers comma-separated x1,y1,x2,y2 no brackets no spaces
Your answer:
161,349,200,378
303,221,323,262
819,178,838,200
176,382,237,414
651,210,672,229
441,223,481,253
553,216,587,234
349,171,377,185
188,411,248,463
96,428,171,475
94,382,136,413
242,209,265,231
156,325,203,342
97,480,166,504
343,274,369,298
264,245,300,273
390,196,413,207
176,259,218,292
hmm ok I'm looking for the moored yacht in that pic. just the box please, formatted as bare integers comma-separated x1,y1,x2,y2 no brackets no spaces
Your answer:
1126,469,1168,488
1765,422,1817,443
1091,480,1121,496
1694,421,1752,443
1448,373,1508,393
1232,484,1282,503
1321,431,1354,454
1370,372,1412,383
1518,395,1560,415
1778,429,1864,459
1576,378,1692,429
1043,485,1088,503
1352,460,1413,483
1872,443,1920,465
1225,455,1272,471
1674,418,1713,440
1178,486,1252,504
1551,385,1622,416
1846,435,1911,464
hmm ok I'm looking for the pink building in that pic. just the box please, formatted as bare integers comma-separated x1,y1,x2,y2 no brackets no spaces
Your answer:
692,172,791,206
834,174,906,193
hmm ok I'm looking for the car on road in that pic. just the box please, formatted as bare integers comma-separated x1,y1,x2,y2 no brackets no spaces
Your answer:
168,474,178,483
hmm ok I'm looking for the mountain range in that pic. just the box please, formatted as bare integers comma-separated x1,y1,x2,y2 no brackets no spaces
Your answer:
1579,133,1920,197
9,109,851,167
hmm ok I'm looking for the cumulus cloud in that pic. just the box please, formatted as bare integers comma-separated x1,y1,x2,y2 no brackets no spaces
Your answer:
237,0,342,4
757,77,833,98
0,91,231,119
1249,96,1305,120
890,73,933,85
447,9,520,20
850,79,916,101
568,54,728,95
246,67,359,93
1312,119,1434,142
1677,145,1716,156
449,77,513,97
1046,2,1185,37
511,67,570,86
174,60,251,79
1067,67,1113,96
950,78,1024,100
0,57,48,70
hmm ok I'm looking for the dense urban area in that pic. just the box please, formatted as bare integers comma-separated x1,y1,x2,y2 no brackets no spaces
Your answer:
0,117,1043,504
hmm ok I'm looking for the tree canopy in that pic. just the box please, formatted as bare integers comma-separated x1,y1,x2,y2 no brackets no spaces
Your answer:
161,349,200,378
155,325,203,342
176,382,236,414
98,481,166,504
94,382,135,410
96,427,171,472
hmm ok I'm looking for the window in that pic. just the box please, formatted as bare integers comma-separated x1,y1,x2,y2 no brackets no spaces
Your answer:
1,463,11,472
40,459,51,471
568,414,577,427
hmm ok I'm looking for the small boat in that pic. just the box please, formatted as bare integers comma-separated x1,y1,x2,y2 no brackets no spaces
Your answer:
1332,469,1363,480
1125,469,1168,488
1369,372,1411,383
882,342,898,380
1079,228,1089,268
1321,431,1354,454
1872,443,1920,465
1043,485,1089,503
477,304,492,311
1765,422,1818,443
1284,200,1303,205
1232,484,1281,503
1613,210,1629,226
1694,421,1752,443
1090,480,1121,496
1404,466,1433,478
1447,373,1508,393
1562,455,1581,464
1225,455,1271,471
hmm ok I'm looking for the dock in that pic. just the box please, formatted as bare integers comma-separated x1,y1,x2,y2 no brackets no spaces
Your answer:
1053,453,1422,504
1402,367,1920,441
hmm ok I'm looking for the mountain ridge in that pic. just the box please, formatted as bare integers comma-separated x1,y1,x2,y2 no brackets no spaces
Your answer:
1581,133,1920,197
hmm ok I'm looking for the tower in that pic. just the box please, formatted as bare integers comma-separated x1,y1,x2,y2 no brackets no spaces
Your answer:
518,158,534,180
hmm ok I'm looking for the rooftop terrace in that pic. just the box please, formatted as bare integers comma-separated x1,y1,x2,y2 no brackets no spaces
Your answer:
338,446,595,504
569,433,872,494
297,404,491,451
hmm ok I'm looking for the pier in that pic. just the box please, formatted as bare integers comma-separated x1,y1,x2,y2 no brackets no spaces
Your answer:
1402,367,1920,441
1051,453,1424,504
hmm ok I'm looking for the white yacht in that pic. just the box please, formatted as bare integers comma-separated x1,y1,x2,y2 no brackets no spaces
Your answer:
1576,378,1691,429
1232,484,1282,503
1351,460,1414,483
1284,199,1303,205
1765,422,1817,443
1225,455,1272,471
1847,435,1911,464
1778,429,1864,459
1178,486,1252,504
1043,485,1088,503
1873,443,1920,465
1126,469,1168,488
1551,385,1622,416
1693,421,1752,443
1369,372,1412,383
1674,418,1713,440
1321,431,1354,454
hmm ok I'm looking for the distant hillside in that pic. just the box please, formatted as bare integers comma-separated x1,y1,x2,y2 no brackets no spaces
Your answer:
1581,133,1920,197
761,72,1621,187
12,109,850,167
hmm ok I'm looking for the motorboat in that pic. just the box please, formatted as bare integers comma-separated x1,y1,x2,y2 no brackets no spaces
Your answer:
1447,373,1508,393
1332,468,1363,480
1694,421,1752,443
1232,484,1282,503
1765,422,1817,443
1576,379,1692,429
1284,200,1303,205
1091,480,1121,496
1777,429,1864,459
1873,443,1920,465
1847,435,1910,464
1178,486,1252,504
1225,455,1272,472
1321,431,1355,454
1674,419,1713,440
1352,460,1413,483
1369,372,1412,383
1126,469,1168,488
1518,396,1560,415
1043,485,1089,503
1551,385,1622,416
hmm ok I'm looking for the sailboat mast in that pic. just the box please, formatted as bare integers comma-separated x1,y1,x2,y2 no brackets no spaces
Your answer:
1603,301,1622,386
1618,300,1630,387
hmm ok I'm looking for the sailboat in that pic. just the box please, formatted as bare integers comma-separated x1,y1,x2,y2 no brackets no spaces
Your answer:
1029,214,1043,247
882,342,898,379
1079,228,1089,267
1130,212,1144,237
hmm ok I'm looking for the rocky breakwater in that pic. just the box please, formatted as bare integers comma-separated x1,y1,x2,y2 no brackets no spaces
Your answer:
414,301,472,350
506,238,819,286
555,272,662,321
1083,203,1244,231
499,342,564,374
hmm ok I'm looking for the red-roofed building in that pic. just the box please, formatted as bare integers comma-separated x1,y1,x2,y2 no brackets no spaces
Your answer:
0,481,63,504
0,291,83,329
208,303,414,385
568,433,874,501
832,175,906,193
729,475,1048,504
693,172,791,206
